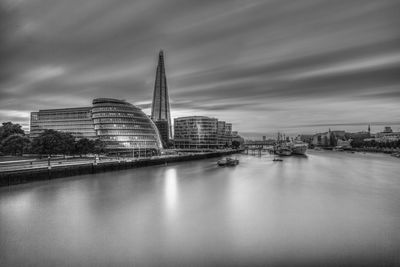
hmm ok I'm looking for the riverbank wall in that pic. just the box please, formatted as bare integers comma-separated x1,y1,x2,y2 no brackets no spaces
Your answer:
0,150,241,187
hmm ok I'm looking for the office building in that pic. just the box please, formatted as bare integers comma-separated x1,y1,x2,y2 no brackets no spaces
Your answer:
92,98,162,156
151,50,172,146
217,121,226,147
225,123,232,146
174,116,234,149
30,107,96,139
174,116,218,149
30,98,162,155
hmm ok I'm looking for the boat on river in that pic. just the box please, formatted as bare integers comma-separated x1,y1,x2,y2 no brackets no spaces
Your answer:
274,132,308,156
217,157,239,167
275,147,292,156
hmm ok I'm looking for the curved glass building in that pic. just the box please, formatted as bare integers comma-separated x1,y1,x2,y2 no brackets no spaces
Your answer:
92,98,162,156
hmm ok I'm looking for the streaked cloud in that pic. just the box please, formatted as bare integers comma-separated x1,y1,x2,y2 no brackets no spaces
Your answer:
0,0,399,134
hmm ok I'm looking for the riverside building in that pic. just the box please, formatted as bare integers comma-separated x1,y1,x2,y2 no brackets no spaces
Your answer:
174,116,234,150
30,107,96,139
30,98,162,156
92,98,162,156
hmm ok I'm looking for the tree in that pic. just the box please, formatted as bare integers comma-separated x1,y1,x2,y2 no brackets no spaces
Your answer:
0,122,25,141
75,138,94,157
58,132,75,158
231,140,241,149
91,139,106,154
31,130,75,157
0,134,30,156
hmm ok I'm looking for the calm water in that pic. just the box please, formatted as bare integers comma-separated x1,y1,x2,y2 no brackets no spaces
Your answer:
1,151,399,266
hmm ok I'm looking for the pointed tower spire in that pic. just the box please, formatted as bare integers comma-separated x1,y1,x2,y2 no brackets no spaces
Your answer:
151,50,172,146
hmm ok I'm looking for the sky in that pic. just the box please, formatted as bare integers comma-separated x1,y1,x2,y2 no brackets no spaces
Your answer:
1,0,399,137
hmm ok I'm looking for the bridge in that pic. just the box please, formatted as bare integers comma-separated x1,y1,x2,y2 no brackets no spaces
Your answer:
243,140,276,155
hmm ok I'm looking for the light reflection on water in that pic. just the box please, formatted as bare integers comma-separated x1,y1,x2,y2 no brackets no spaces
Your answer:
0,151,399,266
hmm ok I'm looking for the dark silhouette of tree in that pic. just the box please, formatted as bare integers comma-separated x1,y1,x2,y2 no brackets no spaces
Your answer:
31,130,75,157
0,122,25,141
92,139,106,154
231,140,241,149
75,138,94,157
0,134,30,156
58,132,75,158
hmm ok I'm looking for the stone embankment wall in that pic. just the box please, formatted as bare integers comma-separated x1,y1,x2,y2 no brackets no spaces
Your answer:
0,150,241,187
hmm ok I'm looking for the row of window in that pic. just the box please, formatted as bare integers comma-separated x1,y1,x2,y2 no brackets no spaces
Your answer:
92,106,141,113
35,114,92,120
93,118,150,124
34,127,95,132
101,135,157,141
93,102,141,110
94,124,153,130
32,120,94,126
92,112,145,118
96,129,158,136
105,141,158,148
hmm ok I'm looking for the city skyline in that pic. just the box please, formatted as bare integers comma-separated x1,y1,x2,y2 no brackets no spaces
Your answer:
1,0,400,136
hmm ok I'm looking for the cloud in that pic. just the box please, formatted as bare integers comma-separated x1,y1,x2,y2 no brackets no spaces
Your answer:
0,0,399,135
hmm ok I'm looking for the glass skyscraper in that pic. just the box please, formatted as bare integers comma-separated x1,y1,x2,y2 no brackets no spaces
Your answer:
151,50,172,146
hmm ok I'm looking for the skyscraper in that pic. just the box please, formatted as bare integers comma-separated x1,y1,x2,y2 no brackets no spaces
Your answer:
151,50,172,146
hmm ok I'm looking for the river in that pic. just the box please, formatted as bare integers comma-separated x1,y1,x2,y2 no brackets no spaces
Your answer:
0,151,399,266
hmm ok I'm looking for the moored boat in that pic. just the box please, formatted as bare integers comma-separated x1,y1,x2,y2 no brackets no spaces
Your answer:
290,142,308,155
276,148,292,156
274,132,307,156
217,157,239,167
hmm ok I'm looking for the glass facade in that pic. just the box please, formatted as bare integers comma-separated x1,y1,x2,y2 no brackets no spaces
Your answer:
29,99,162,156
30,107,97,139
174,116,234,149
174,116,219,149
151,50,172,145
154,120,170,146
92,98,162,155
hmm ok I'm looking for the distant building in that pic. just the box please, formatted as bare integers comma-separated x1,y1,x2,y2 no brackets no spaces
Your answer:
217,121,229,147
226,123,233,146
174,116,234,149
336,139,352,149
373,126,400,142
151,50,172,147
30,98,163,155
312,129,335,147
347,131,370,141
332,130,345,140
312,129,348,147
298,134,313,145
312,132,330,147
383,126,393,133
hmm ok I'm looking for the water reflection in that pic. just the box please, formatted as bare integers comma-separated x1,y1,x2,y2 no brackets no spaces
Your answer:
0,151,399,266
164,168,178,214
